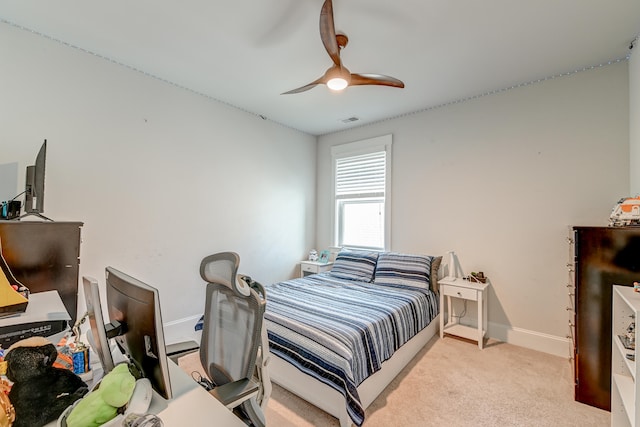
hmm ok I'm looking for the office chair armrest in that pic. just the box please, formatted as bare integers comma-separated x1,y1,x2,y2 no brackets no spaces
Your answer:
209,378,259,409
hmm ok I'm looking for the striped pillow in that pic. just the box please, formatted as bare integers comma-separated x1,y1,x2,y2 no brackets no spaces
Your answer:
329,250,379,282
374,252,433,289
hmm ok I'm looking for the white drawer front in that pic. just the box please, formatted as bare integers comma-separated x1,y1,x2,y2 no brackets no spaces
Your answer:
442,285,478,301
301,264,317,273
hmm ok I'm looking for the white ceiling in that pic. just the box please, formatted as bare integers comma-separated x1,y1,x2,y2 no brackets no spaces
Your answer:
1,1,639,136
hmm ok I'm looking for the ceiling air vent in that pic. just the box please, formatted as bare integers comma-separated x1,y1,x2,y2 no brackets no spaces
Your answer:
340,116,359,124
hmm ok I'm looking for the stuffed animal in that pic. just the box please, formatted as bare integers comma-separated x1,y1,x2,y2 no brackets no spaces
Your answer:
65,362,136,427
5,336,88,427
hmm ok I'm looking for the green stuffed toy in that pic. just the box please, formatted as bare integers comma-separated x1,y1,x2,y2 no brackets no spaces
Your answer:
65,363,136,427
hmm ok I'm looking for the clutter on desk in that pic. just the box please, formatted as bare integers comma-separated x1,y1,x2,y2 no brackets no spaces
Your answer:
0,375,15,427
0,346,6,376
123,412,164,427
62,364,154,427
64,363,134,427
53,311,94,385
4,336,88,427
55,337,92,382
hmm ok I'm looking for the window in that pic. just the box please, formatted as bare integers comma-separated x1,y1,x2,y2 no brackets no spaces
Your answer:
331,135,392,251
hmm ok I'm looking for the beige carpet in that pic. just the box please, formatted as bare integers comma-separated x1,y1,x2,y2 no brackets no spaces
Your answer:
178,335,610,426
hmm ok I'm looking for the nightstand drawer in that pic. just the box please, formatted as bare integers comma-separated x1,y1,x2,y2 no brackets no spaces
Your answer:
442,285,478,301
301,264,318,274
299,261,333,277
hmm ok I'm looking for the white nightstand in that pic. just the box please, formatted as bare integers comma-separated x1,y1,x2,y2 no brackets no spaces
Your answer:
439,277,489,349
300,260,333,277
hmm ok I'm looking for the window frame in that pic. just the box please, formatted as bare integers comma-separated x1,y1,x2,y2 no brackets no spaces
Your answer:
331,134,392,251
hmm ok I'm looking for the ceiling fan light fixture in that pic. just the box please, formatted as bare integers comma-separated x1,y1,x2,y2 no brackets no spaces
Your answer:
325,65,351,91
282,0,403,95
327,77,348,91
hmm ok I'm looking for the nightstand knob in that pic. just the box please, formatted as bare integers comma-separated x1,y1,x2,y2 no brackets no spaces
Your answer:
457,292,462,296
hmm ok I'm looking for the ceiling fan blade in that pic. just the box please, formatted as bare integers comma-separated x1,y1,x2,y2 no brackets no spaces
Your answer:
320,0,341,66
350,73,405,88
281,76,327,94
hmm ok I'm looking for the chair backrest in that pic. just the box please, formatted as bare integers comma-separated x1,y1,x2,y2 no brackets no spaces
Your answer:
199,252,266,387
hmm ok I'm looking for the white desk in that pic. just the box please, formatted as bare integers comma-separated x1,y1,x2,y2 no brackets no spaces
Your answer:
152,361,246,426
0,290,71,347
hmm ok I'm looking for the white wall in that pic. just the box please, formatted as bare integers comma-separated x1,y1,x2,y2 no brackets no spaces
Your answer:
0,162,18,201
317,62,629,356
0,23,317,342
631,43,640,194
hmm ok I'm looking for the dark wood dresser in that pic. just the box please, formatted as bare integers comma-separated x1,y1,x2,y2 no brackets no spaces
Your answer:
0,221,83,324
573,226,640,411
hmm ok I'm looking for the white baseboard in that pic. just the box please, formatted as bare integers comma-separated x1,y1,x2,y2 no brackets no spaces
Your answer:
164,315,571,360
487,321,571,358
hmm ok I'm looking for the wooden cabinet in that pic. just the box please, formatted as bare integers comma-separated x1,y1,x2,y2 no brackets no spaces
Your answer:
0,221,83,324
573,226,640,411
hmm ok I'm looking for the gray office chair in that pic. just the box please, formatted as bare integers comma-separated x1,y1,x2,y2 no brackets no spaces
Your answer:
199,252,270,427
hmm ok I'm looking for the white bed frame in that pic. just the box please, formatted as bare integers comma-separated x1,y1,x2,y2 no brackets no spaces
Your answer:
268,313,440,427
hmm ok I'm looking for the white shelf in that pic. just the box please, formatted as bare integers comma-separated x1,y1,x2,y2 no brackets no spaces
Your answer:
612,285,640,426
615,334,637,381
614,373,636,426
442,323,486,341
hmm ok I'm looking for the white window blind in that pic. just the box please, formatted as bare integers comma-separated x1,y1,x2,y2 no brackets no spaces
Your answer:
331,135,391,251
335,151,386,199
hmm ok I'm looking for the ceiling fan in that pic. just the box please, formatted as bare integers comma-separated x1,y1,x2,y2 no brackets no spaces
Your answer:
281,0,405,94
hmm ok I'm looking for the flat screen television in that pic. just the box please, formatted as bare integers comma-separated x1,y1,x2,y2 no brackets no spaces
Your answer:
22,140,50,220
84,267,172,400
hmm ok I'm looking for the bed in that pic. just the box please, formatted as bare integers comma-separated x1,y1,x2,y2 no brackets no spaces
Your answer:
264,250,441,427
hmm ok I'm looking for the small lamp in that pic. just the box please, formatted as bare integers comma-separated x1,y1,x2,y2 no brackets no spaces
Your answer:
446,250,457,280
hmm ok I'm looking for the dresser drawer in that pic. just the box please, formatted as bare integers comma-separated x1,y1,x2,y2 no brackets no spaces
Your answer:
442,285,478,301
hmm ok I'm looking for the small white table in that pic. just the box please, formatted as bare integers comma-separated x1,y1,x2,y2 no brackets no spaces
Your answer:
439,277,489,349
300,260,333,277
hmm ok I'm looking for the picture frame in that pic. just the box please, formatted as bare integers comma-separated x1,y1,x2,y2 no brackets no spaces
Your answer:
318,250,330,264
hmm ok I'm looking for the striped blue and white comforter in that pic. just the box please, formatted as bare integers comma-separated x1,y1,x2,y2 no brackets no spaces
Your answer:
265,273,439,426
